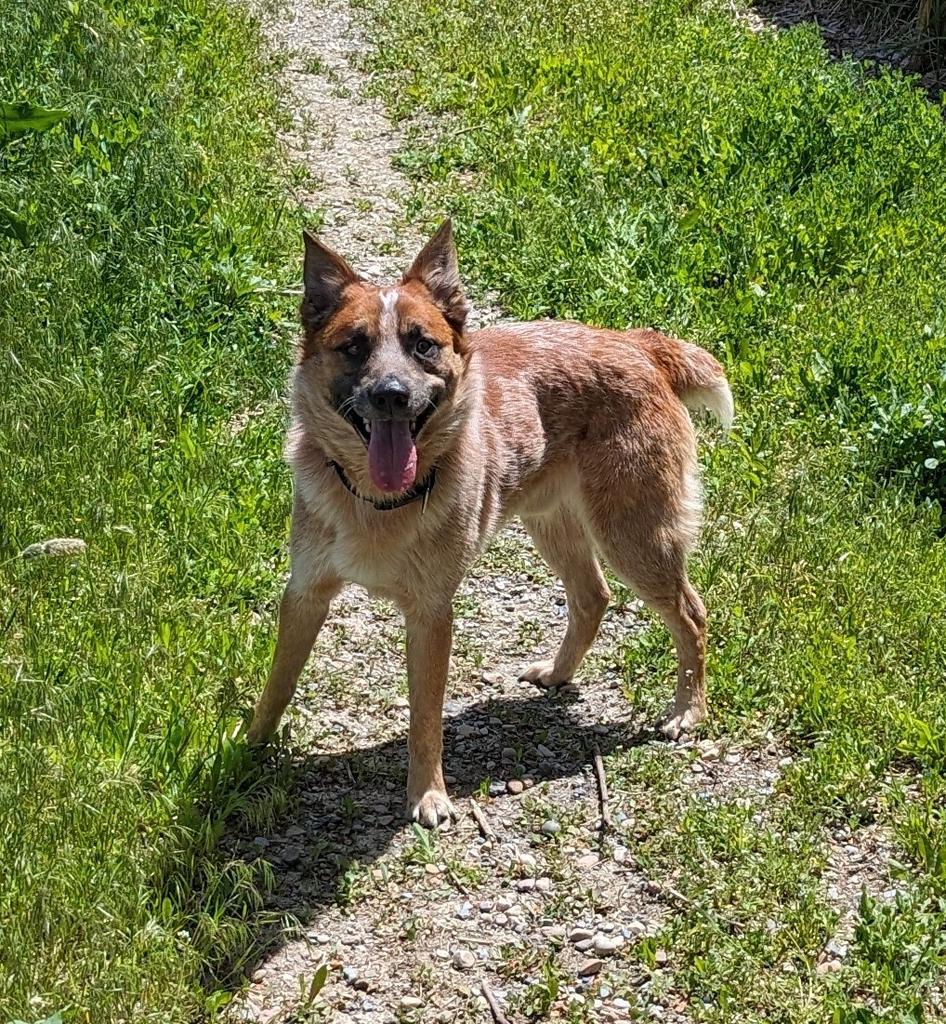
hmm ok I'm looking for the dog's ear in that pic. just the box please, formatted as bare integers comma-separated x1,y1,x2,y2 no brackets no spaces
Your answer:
302,230,360,332
402,219,469,331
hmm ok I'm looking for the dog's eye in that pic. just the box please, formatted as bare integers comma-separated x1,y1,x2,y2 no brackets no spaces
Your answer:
414,336,435,357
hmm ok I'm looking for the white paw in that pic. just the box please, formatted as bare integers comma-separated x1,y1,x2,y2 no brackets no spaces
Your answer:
409,789,457,829
662,704,707,741
519,659,571,689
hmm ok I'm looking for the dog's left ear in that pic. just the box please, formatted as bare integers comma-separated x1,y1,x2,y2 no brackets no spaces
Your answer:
402,219,470,332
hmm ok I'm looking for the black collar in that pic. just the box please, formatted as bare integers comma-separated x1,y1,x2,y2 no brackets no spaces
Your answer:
328,460,436,512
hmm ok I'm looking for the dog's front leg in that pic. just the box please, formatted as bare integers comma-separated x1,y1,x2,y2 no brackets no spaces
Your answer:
247,578,340,744
405,605,456,828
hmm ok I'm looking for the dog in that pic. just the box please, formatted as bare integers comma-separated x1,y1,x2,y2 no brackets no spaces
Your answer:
247,220,733,827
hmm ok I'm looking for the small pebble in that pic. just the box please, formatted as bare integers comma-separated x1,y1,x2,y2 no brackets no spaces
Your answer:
343,966,359,984
614,997,631,1010
570,927,594,944
506,779,524,795
489,782,506,797
826,939,849,960
577,853,599,869
541,819,561,836
654,949,669,966
400,995,423,1009
535,877,552,892
502,746,517,761
594,934,624,956
537,744,555,759
575,938,594,952
453,949,477,971
578,959,603,977
516,878,536,892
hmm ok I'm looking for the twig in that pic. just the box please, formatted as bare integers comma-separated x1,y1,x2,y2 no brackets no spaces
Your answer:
447,867,470,896
592,744,613,831
469,798,495,840
480,978,512,1024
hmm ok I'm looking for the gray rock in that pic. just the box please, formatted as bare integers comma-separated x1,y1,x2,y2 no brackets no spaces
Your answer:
594,934,624,956
541,819,561,836
570,927,595,944
453,949,477,971
578,959,603,977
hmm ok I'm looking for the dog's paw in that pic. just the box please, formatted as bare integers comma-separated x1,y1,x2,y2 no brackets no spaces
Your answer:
518,659,570,689
661,704,707,741
409,789,457,829
245,717,275,746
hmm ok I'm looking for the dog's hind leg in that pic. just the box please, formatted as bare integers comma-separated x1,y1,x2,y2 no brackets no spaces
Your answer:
247,576,340,744
404,604,456,828
585,475,708,740
519,509,611,688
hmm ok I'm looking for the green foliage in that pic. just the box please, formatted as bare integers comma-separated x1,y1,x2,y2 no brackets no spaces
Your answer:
0,0,298,1019
0,100,69,134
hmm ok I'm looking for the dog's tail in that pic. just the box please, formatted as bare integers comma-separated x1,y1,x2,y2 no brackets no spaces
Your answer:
644,332,734,431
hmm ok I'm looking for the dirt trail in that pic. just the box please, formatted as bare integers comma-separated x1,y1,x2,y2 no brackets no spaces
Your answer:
225,2,895,1021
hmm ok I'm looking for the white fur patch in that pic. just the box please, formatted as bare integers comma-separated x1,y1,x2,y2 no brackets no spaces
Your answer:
681,382,734,431
378,288,400,341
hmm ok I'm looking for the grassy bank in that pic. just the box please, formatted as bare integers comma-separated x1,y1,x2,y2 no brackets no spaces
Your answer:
359,1,946,1018
0,1,299,1019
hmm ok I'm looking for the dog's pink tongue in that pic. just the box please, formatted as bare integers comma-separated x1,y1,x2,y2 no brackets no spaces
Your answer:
368,420,417,493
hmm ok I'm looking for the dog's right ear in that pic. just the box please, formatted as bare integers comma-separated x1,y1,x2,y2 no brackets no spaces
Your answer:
301,230,360,332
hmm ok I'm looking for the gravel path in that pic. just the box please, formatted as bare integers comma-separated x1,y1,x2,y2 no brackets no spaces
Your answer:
225,2,901,1020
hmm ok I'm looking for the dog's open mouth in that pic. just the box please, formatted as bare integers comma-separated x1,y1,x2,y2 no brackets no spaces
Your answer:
340,404,436,494
342,405,434,447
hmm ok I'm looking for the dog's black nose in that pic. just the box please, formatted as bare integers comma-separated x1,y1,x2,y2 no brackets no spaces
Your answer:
369,375,410,416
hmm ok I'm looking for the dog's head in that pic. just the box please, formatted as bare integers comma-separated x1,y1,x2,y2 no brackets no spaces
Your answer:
296,221,471,494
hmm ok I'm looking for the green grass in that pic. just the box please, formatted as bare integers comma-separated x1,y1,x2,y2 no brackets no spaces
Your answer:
358,0,946,1018
0,0,301,1019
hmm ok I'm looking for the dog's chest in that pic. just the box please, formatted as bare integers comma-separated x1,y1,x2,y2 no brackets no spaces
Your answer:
321,519,444,599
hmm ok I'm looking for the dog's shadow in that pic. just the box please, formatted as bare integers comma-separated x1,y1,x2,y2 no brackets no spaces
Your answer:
208,690,654,987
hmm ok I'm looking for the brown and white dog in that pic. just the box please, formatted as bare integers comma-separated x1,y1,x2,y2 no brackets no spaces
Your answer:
247,220,733,827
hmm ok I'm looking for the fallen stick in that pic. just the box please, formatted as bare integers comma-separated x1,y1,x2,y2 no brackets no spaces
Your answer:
469,798,495,840
480,978,512,1024
592,745,613,831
